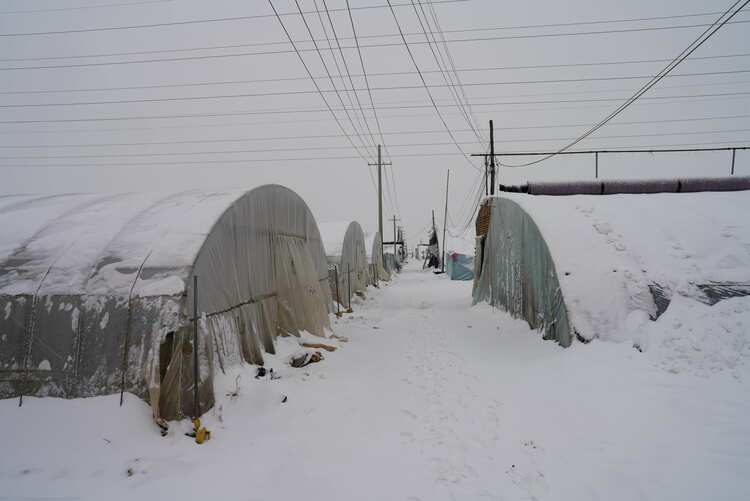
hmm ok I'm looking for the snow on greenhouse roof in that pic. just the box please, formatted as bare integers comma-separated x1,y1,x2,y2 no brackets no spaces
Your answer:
499,190,750,343
0,190,251,297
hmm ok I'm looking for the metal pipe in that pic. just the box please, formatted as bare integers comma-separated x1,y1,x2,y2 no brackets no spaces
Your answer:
193,275,199,419
334,266,341,315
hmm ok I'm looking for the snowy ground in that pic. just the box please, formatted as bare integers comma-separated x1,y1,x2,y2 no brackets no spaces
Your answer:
2,261,749,501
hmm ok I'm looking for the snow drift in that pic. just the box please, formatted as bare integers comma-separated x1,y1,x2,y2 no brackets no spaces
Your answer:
474,190,750,349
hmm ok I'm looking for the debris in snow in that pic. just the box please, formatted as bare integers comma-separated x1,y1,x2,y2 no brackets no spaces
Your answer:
300,341,337,352
254,367,280,380
290,351,324,368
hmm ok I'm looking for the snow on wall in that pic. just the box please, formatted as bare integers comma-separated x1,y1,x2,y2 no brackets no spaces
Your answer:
500,191,750,344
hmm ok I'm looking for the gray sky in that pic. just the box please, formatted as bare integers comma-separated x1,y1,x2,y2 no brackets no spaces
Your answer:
1,0,748,244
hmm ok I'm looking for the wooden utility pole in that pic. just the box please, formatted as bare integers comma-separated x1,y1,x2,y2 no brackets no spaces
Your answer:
471,120,497,195
368,144,392,258
441,169,450,273
390,215,400,256
489,120,496,195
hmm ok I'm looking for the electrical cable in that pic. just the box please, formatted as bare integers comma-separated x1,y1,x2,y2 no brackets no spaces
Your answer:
6,128,750,159
320,0,379,151
5,68,749,108
0,0,173,15
0,0,469,37
292,0,375,160
267,0,371,165
498,0,750,168
1,142,745,167
3,89,749,125
3,19,749,71
312,0,369,148
410,0,485,144
425,0,483,138
386,0,479,172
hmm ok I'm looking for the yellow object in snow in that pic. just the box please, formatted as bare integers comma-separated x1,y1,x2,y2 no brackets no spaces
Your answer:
192,418,211,444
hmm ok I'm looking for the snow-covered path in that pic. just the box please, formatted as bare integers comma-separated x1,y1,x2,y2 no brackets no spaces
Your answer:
2,261,749,500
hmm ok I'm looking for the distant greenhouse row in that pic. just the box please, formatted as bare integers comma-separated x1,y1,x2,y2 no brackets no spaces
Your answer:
0,186,399,423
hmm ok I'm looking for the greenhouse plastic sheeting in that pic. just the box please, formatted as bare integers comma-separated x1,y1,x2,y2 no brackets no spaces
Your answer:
366,231,390,284
319,221,369,307
446,252,474,281
0,185,331,421
473,197,572,347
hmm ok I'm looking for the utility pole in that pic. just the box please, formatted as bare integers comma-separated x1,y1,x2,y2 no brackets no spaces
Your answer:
368,144,392,258
400,227,407,259
441,169,450,274
471,120,497,195
484,157,490,197
390,214,400,256
489,120,496,195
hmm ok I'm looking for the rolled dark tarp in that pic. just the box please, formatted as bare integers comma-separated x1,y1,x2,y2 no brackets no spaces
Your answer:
518,176,750,196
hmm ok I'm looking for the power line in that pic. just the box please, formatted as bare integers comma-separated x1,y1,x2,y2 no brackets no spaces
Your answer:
0,0,469,37
267,0,370,164
4,68,749,108
424,0,485,141
312,0,368,147
410,0,484,144
4,113,749,146
2,107,748,138
3,9,746,62
3,89,749,125
345,0,400,214
1,143,747,168
8,128,749,160
0,0,173,15
320,0,378,152
497,0,750,168
291,0,374,159
386,0,480,172
3,19,749,71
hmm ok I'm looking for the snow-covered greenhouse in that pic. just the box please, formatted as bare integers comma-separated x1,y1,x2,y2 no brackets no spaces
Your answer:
365,231,390,285
319,221,369,308
473,180,750,349
0,186,332,421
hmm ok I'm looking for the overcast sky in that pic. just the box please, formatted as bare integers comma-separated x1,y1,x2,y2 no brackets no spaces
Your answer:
1,0,748,245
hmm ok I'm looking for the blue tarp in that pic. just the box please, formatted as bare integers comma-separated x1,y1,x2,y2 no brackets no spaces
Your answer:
446,252,474,280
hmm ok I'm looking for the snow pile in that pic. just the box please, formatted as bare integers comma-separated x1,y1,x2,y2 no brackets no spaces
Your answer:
642,295,750,380
501,191,750,346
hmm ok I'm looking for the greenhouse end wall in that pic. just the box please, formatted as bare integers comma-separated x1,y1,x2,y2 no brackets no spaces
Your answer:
473,197,573,347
